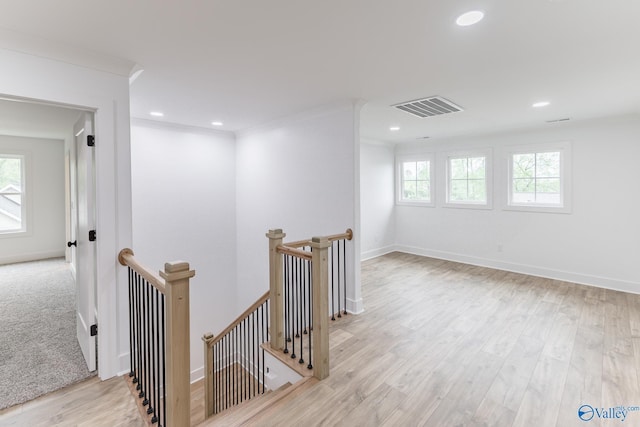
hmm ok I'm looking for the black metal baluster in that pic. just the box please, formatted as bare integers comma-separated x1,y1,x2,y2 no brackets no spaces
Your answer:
135,273,141,391
298,257,304,365
225,334,229,411
336,240,342,318
308,262,313,370
261,302,266,394
291,256,297,361
307,259,313,370
342,239,347,315
156,289,163,421
161,294,166,427
331,241,336,320
139,277,145,400
148,287,156,421
283,255,289,354
252,310,256,398
145,281,151,407
128,268,135,380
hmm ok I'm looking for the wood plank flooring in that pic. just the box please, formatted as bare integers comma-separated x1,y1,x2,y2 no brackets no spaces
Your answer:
0,376,144,427
3,252,640,426
243,253,640,426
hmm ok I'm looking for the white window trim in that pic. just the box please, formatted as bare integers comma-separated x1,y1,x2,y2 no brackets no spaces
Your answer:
503,141,572,214
0,151,31,238
396,153,435,207
444,148,493,210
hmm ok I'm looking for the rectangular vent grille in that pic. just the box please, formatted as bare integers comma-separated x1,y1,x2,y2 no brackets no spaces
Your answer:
546,117,571,123
393,96,463,118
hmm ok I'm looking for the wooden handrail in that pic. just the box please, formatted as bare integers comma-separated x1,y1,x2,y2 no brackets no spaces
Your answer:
207,290,270,348
276,245,312,261
283,228,353,249
118,248,166,294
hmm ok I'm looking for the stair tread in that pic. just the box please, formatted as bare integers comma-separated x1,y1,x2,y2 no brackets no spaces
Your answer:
262,341,314,378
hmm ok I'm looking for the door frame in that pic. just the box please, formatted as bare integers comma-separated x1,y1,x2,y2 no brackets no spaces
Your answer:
0,93,129,380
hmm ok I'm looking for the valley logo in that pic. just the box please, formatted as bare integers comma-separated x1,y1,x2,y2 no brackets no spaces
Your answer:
578,404,640,422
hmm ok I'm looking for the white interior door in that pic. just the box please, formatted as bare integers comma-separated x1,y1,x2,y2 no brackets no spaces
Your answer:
73,113,97,372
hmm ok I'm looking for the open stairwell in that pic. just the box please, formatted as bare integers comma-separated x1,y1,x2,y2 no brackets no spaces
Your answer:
117,228,353,426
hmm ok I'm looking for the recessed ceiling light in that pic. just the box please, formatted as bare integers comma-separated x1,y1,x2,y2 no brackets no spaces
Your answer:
389,126,400,131
211,121,224,126
150,111,164,117
456,11,484,27
532,101,550,108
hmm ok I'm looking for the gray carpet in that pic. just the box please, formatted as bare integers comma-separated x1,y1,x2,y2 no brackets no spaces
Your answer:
0,258,95,410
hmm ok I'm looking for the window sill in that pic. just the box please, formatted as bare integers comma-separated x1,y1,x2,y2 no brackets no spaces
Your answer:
396,200,435,207
503,204,571,214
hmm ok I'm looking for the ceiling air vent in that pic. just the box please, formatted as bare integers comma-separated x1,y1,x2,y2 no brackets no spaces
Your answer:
546,117,571,123
393,96,463,118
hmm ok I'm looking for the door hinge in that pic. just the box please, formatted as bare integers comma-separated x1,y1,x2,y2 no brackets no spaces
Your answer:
90,324,98,336
87,135,95,147
89,230,96,241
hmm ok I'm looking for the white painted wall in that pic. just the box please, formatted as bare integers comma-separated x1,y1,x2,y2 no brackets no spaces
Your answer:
0,47,133,379
235,102,362,314
130,120,237,381
0,135,65,264
360,140,395,260
389,114,640,292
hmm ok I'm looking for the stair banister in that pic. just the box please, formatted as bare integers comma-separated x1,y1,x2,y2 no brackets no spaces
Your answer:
310,236,331,379
266,229,286,351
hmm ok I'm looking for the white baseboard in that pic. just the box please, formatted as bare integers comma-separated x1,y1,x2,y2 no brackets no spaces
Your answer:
361,245,396,261
0,250,66,265
346,297,364,314
394,244,640,295
191,366,204,383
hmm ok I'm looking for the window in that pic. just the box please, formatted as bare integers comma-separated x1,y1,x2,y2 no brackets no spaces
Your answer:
0,155,25,233
445,149,492,209
397,154,434,206
506,142,571,213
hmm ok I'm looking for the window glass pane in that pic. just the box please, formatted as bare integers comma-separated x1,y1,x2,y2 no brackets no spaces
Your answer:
403,162,416,180
536,178,560,193
513,153,535,179
0,158,21,188
514,178,534,193
403,181,416,200
468,179,486,202
509,147,566,208
416,161,429,180
450,180,468,201
0,157,23,232
450,158,467,180
467,157,486,179
536,152,560,177
416,181,430,201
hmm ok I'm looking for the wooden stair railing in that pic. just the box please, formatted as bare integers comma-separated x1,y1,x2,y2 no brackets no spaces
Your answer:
118,248,195,427
201,291,270,419
201,228,353,422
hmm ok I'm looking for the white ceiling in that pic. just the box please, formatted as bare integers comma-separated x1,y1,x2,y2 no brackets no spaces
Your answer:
1,0,639,143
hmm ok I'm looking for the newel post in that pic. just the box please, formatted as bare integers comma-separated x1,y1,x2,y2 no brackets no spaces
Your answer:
310,236,331,380
160,261,195,427
266,229,286,350
202,332,215,419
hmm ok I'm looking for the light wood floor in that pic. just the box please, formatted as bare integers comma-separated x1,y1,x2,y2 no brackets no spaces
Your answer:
0,376,144,427
4,252,640,426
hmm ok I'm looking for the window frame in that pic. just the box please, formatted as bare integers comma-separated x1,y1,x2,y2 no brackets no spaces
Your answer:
0,152,29,236
396,153,435,207
504,142,572,214
444,148,493,210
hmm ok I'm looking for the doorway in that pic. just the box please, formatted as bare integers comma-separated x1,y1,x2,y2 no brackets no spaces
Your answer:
0,98,97,409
